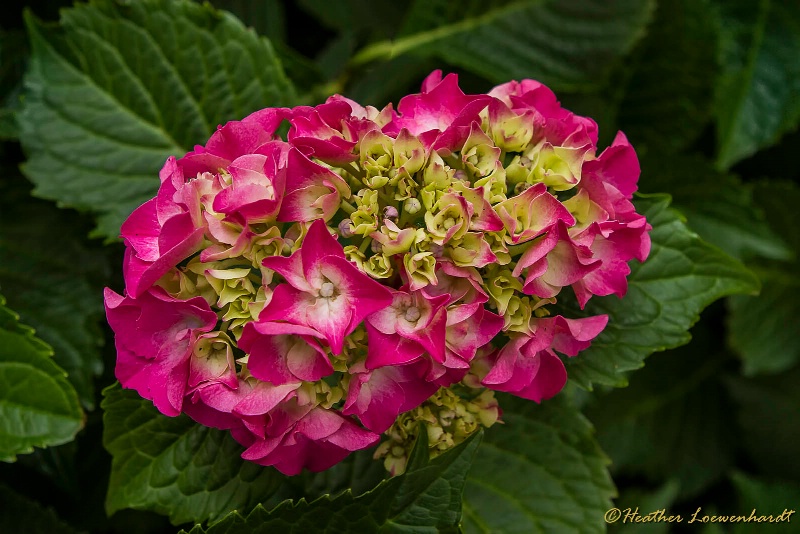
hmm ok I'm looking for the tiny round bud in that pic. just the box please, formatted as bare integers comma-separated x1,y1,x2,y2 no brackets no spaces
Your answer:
382,205,399,221
371,239,383,253
320,282,335,298
443,217,456,230
404,198,422,215
453,169,469,182
338,219,355,238
404,306,421,322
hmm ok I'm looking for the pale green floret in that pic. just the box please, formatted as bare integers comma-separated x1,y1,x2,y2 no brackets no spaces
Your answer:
562,188,607,231
374,387,500,475
524,140,587,191
343,245,367,270
403,250,438,288
489,112,535,152
361,135,395,187
484,265,524,315
424,194,469,245
461,127,502,179
393,130,427,177
473,165,507,204
503,294,534,334
365,254,393,279
482,230,512,265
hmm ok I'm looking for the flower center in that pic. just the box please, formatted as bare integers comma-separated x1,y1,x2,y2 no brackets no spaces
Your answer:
404,306,421,322
320,282,335,298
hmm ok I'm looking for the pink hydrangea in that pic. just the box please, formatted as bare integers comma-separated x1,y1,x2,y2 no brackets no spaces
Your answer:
105,70,650,475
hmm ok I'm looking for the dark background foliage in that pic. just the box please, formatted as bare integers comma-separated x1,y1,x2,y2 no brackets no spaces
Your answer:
0,0,798,532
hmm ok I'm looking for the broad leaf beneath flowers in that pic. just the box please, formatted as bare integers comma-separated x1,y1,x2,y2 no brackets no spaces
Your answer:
561,195,760,389
0,295,83,462
102,385,289,526
462,394,614,534
19,0,295,239
180,429,482,533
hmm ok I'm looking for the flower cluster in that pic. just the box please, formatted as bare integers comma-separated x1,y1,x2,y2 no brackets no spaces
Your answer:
105,71,650,475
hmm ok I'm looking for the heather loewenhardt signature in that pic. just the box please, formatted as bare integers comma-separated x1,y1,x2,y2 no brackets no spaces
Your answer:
604,507,796,525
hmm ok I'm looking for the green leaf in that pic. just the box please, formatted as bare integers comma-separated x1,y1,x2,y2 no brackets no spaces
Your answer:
585,328,737,499
181,430,482,533
0,29,28,140
0,182,109,409
461,394,614,534
728,180,800,375
101,384,289,526
353,0,656,91
299,446,388,502
19,0,296,240
563,195,760,389
725,366,800,481
0,295,83,462
0,483,80,534
713,0,800,169
728,269,800,375
731,472,800,534
618,0,719,152
639,153,789,261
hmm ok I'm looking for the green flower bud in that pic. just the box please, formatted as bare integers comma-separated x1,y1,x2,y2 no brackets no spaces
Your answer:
403,250,438,289
365,253,393,279
484,266,523,314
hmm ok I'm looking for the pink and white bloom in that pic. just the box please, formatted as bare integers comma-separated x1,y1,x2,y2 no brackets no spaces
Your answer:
365,289,449,368
238,321,332,385
343,360,438,433
121,158,212,297
104,287,217,416
260,219,393,353
240,400,379,475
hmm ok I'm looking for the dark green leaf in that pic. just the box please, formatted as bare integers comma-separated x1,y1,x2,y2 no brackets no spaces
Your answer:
462,394,614,534
299,446,387,502
586,328,737,499
639,153,789,261
713,0,800,169
180,429,482,533
0,183,109,409
725,367,800,481
0,29,28,140
618,0,719,152
728,180,800,375
353,0,656,91
101,384,289,526
728,269,800,375
213,0,286,44
0,295,84,462
19,0,296,239
0,483,80,534
731,472,800,534
563,195,759,389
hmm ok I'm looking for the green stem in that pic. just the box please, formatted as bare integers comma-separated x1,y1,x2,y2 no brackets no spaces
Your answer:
339,200,356,215
359,236,373,254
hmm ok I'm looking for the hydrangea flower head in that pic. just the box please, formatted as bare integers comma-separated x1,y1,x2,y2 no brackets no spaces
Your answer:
105,71,651,475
